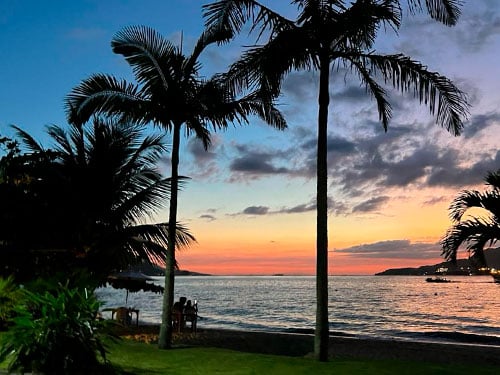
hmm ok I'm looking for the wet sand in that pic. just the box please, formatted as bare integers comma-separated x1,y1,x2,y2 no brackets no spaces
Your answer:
118,325,500,365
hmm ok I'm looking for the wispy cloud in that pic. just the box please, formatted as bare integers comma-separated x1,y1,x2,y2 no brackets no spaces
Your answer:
333,239,440,259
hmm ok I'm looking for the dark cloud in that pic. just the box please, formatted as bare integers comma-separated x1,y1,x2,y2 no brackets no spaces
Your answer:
422,196,448,206
230,156,289,174
187,137,217,162
352,196,390,213
463,112,500,139
332,84,368,102
334,239,440,259
427,150,500,187
185,136,223,180
199,214,216,221
242,206,269,215
235,197,340,216
277,202,316,214
229,144,291,178
452,10,500,52
282,71,317,103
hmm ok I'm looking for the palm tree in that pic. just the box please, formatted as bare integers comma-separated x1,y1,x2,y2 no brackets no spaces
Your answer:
2,118,195,283
66,25,286,348
203,0,469,361
441,170,500,268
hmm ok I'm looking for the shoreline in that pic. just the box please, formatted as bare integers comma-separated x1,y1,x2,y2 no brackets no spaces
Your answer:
118,325,500,365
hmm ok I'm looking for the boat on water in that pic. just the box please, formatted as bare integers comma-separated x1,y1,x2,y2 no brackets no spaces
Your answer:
426,277,452,283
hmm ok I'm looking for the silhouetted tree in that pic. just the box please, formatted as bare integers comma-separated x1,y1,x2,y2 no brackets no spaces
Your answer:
204,0,468,360
441,170,500,267
0,119,195,283
66,25,285,348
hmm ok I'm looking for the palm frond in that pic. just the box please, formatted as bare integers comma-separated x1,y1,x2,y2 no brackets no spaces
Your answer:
223,27,315,97
357,53,469,136
327,0,401,51
46,124,82,166
441,218,500,264
235,90,287,130
11,125,46,154
448,190,483,222
347,57,392,131
485,170,500,190
185,118,212,150
66,74,151,126
407,0,462,26
185,25,233,74
125,222,196,265
203,0,294,42
112,25,178,92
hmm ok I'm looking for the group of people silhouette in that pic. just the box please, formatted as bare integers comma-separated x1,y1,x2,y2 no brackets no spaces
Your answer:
172,296,198,332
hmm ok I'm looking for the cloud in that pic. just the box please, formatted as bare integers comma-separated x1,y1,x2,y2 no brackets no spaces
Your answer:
187,137,217,162
234,197,339,216
276,202,316,214
199,214,216,221
242,206,269,215
352,196,390,213
462,112,500,139
333,239,440,259
186,135,222,179
451,8,500,52
228,143,294,181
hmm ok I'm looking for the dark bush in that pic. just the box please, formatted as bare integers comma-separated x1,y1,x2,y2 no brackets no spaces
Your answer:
0,278,115,374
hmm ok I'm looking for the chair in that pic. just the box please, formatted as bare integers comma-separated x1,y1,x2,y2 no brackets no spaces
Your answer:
172,309,183,332
114,307,132,325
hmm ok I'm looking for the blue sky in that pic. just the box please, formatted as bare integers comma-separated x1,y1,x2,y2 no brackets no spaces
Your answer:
2,1,500,274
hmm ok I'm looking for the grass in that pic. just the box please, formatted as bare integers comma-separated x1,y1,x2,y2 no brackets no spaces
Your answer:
105,339,499,375
1,332,498,374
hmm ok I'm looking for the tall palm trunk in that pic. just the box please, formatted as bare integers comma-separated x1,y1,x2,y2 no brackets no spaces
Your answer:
315,51,330,362
159,122,181,349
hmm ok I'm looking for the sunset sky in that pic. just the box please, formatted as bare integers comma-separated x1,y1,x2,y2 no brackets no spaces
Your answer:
1,1,500,275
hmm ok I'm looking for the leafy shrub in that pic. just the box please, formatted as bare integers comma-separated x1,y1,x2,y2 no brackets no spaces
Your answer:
0,276,24,330
0,278,115,374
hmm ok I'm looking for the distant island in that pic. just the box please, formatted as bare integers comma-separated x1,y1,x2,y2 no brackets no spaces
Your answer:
127,263,210,276
375,248,500,276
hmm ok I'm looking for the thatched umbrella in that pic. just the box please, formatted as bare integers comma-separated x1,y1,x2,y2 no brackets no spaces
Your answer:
107,271,163,304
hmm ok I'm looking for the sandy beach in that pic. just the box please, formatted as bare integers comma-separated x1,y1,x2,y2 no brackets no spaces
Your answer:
119,325,500,366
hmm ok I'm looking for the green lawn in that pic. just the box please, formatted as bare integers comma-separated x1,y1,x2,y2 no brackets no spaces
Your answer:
104,339,499,375
1,333,497,374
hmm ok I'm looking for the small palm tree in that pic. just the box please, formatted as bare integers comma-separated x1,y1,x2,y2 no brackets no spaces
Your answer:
204,0,469,360
441,170,500,268
7,118,194,282
66,25,286,348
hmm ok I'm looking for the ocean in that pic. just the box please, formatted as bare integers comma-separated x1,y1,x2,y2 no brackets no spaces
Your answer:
95,275,500,346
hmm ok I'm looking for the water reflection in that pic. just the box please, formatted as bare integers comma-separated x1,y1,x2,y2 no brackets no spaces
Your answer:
96,275,499,344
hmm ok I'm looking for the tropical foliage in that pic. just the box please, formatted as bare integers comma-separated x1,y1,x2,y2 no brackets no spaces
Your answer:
441,170,500,267
0,118,194,283
0,276,23,330
0,278,114,375
203,0,469,361
65,25,286,348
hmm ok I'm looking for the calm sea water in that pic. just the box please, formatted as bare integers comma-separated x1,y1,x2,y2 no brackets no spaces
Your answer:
95,276,500,346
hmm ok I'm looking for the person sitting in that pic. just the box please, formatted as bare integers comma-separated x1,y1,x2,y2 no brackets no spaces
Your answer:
183,300,198,332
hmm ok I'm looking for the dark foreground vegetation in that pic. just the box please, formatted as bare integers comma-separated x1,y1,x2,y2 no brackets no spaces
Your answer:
2,334,497,375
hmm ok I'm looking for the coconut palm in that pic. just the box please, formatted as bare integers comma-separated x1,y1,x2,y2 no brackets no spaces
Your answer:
441,170,500,268
203,0,468,360
66,25,286,348
2,118,194,283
